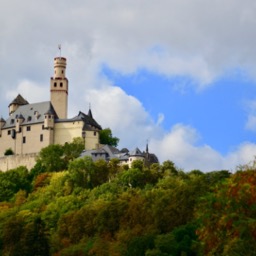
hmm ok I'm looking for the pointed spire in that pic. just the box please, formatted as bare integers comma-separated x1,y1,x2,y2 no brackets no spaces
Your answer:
88,103,93,118
146,139,149,154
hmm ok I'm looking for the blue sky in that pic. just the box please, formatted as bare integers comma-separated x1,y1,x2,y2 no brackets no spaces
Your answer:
102,66,256,154
1,0,256,171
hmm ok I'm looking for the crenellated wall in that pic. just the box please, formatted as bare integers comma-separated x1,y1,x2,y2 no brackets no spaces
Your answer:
0,153,37,172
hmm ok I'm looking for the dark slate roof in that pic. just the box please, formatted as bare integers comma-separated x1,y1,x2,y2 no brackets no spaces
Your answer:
70,111,102,130
8,94,29,107
88,109,93,118
102,145,120,156
120,148,129,153
3,101,57,129
143,152,159,165
0,117,6,123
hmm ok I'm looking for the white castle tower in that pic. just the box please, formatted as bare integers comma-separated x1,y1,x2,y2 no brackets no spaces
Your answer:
50,56,68,119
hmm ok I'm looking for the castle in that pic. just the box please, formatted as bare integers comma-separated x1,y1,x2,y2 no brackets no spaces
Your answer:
0,56,102,159
0,55,158,171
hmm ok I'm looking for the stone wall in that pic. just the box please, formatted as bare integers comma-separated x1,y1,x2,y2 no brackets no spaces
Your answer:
0,153,37,172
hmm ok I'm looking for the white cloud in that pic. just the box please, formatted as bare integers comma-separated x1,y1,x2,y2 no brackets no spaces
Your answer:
150,124,256,172
82,84,163,150
245,100,256,131
1,0,256,90
5,79,49,104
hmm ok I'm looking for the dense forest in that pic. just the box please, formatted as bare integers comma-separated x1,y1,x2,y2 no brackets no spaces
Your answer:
0,139,256,255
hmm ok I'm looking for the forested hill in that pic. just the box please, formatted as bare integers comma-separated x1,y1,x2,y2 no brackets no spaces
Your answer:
0,143,256,255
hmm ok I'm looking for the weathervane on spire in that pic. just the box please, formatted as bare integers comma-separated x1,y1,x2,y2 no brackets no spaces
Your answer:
58,44,61,57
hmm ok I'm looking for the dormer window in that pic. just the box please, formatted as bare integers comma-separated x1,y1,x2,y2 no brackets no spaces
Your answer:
27,116,32,121
10,119,14,124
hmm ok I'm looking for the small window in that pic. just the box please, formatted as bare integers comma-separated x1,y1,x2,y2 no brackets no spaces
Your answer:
11,119,14,124
54,82,57,87
23,136,26,144
42,125,44,130
8,130,11,135
62,70,64,74
40,134,43,142
27,116,32,121
26,126,31,131
94,131,97,136
60,82,63,87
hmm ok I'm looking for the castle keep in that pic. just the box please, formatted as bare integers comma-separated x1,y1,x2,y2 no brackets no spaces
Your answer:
0,56,102,158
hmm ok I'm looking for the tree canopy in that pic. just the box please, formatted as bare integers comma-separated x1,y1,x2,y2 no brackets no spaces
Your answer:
99,128,119,147
0,144,255,255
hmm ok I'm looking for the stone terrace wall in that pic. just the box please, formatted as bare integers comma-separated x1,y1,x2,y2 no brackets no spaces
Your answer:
0,154,37,172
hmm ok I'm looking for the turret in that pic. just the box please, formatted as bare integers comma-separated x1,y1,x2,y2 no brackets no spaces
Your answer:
50,57,68,119
44,109,55,129
9,94,29,115
16,114,24,132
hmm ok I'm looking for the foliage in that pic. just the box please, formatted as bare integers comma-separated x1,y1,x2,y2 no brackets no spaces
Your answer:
37,144,65,173
63,137,85,162
0,166,31,201
196,170,256,255
4,148,14,156
99,128,119,147
2,153,256,255
35,138,85,174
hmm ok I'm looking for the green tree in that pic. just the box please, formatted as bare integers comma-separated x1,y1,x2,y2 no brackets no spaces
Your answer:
161,160,178,176
119,168,146,188
63,137,85,163
68,156,96,188
37,144,65,172
99,128,119,147
2,216,49,256
131,159,144,171
0,166,31,201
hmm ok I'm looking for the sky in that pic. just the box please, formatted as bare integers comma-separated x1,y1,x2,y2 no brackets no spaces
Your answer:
1,0,256,172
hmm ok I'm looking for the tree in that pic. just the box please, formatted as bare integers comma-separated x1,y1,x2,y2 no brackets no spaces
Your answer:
63,137,85,163
196,170,256,255
36,144,65,172
99,128,119,147
68,156,96,188
0,166,31,201
161,160,178,176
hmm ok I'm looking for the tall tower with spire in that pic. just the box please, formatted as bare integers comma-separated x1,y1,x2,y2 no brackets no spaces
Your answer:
50,56,68,119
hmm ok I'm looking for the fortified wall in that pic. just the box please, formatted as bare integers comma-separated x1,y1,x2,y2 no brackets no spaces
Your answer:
0,154,37,172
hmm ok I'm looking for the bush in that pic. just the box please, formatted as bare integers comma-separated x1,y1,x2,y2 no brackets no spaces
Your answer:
4,148,14,156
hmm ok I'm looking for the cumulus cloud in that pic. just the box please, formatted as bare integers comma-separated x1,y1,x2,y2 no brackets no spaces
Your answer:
151,124,256,172
1,0,256,89
82,84,163,150
1,0,256,171
5,80,48,104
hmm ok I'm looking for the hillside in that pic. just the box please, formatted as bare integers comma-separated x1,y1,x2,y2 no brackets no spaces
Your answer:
0,143,256,255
